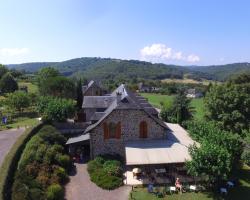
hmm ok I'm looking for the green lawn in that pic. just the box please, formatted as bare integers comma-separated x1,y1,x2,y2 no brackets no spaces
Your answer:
140,93,205,120
18,82,38,93
0,112,39,130
130,165,250,200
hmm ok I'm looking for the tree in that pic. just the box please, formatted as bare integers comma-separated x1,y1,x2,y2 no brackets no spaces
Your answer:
39,76,75,98
204,78,250,135
37,96,75,122
186,120,243,186
0,72,18,94
37,67,60,91
4,91,31,113
160,90,193,124
186,142,231,187
0,64,8,79
76,78,83,110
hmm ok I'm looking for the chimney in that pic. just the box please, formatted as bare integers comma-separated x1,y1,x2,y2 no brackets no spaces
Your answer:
116,91,122,102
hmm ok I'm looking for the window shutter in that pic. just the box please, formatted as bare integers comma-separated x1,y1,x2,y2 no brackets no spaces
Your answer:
139,122,144,138
103,122,109,139
116,122,121,139
139,121,148,138
143,122,148,138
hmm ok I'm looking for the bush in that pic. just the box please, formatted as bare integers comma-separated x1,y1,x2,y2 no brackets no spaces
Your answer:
0,123,44,200
46,184,64,200
11,125,69,200
242,150,250,166
87,156,123,190
103,160,122,176
55,154,71,170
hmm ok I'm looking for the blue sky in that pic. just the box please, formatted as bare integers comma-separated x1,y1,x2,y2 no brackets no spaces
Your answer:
0,0,250,65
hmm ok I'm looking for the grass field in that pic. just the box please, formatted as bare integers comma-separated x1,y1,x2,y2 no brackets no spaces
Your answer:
18,82,38,93
161,78,217,86
140,93,205,120
130,165,250,200
0,112,39,131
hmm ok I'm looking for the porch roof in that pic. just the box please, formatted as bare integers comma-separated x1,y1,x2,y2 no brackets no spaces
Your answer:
125,139,191,165
66,133,90,145
125,123,197,165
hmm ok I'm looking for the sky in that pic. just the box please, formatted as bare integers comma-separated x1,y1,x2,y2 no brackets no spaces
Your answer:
0,0,250,65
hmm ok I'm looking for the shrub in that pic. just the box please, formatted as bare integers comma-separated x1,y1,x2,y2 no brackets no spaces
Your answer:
53,167,68,184
55,154,71,170
103,160,122,176
0,123,44,200
11,125,69,200
46,184,64,200
242,150,250,166
87,156,123,190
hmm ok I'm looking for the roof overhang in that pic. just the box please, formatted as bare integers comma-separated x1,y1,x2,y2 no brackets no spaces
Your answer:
125,139,191,165
66,133,90,145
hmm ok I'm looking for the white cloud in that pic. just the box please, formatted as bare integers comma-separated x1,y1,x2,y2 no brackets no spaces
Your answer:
140,43,200,63
0,48,29,56
187,54,200,62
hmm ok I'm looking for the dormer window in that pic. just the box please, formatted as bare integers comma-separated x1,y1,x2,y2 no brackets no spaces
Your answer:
139,121,148,138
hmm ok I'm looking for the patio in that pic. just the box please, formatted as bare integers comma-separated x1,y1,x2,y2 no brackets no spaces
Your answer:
124,164,195,185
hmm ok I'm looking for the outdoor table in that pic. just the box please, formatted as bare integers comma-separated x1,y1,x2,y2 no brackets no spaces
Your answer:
190,185,197,191
227,181,234,187
170,186,176,192
220,187,227,195
155,168,166,173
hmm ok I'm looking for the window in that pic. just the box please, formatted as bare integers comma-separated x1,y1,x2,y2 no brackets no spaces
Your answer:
139,121,148,138
103,122,121,139
109,122,117,138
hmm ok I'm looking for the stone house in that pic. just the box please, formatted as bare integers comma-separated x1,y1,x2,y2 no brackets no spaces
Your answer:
186,88,203,98
67,81,196,168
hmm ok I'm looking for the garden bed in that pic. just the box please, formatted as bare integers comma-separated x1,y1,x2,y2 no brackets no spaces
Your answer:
87,155,123,190
11,125,71,200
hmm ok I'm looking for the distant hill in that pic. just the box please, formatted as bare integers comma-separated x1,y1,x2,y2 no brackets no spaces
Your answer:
6,57,250,81
186,63,250,81
7,57,192,80
8,62,57,72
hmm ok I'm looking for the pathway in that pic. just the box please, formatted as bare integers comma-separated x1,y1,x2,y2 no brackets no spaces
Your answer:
65,163,131,200
0,128,25,167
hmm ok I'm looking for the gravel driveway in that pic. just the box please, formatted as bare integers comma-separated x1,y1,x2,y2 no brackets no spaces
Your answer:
0,128,25,167
65,163,131,200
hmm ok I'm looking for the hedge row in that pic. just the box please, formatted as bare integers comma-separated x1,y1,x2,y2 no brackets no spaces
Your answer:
0,123,44,200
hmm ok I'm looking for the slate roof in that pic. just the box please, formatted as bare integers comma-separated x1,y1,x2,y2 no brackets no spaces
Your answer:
66,133,90,145
82,96,116,108
84,84,167,133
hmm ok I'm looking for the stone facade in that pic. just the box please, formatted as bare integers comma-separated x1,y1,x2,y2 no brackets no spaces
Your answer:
89,109,166,159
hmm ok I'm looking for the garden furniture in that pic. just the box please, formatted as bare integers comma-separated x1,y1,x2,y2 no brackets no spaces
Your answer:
190,185,197,192
227,181,234,188
220,187,227,195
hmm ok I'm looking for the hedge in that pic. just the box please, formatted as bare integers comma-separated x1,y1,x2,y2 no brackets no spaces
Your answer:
0,123,44,200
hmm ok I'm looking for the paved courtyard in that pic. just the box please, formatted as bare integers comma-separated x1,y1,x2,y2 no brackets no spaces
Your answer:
65,163,131,200
0,128,25,167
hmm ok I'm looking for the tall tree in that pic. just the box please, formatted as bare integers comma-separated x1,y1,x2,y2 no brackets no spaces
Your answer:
205,74,250,135
40,76,75,98
0,72,18,94
76,78,83,110
0,64,8,79
37,67,60,90
160,90,193,124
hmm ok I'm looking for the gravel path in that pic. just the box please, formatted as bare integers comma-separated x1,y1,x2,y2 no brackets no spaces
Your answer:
65,163,131,200
0,128,25,167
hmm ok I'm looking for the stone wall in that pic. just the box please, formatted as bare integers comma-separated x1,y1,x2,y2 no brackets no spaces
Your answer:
84,84,103,96
90,109,166,159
